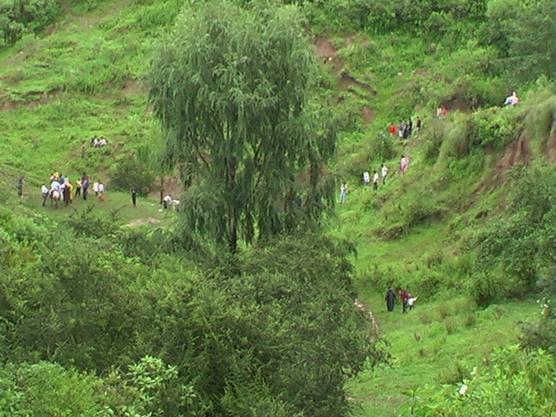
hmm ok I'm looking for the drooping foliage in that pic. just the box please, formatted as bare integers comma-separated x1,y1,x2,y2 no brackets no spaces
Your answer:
150,0,336,253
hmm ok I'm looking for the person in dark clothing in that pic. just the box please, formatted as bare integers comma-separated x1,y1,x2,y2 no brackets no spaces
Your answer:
408,119,413,136
82,173,89,200
385,288,396,312
131,189,137,207
17,176,24,198
415,117,422,132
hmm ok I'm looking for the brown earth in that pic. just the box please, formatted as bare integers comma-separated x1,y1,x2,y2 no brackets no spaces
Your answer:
0,90,60,112
361,106,374,125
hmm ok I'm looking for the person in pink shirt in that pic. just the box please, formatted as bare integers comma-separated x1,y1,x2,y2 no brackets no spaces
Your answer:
400,155,409,173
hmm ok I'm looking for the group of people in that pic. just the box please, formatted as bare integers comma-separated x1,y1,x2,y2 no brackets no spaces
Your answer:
363,163,389,191
41,172,105,207
340,155,411,203
385,287,417,313
388,117,421,139
90,136,108,148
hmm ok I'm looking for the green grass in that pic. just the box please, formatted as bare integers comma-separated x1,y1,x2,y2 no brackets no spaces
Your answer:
1,4,550,417
19,188,172,225
346,295,536,417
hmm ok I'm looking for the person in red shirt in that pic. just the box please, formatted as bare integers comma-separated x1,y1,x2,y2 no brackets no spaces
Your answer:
388,123,398,136
397,287,410,313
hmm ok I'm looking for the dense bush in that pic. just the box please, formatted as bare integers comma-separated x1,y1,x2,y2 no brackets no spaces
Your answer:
0,0,59,45
110,156,156,195
409,345,556,417
469,164,556,304
521,267,556,356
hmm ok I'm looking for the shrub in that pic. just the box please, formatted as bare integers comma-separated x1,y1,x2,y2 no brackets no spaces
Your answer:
110,156,155,195
412,346,556,417
0,0,59,45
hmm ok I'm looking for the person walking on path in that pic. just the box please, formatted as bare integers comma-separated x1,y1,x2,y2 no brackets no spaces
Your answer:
82,173,90,200
131,189,137,207
381,163,389,184
17,176,24,198
339,182,348,204
385,287,396,312
362,171,370,189
372,170,380,191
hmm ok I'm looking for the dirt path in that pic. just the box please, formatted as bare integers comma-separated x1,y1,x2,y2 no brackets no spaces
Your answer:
314,36,376,125
354,298,381,339
126,217,162,228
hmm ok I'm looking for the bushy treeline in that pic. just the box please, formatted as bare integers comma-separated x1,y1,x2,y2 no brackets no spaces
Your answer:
0,204,379,416
408,345,555,417
0,0,58,45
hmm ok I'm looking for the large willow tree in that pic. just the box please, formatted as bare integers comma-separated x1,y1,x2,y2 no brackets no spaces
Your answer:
150,1,335,253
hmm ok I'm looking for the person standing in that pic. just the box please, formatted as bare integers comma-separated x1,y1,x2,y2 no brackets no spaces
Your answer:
82,173,89,200
381,163,389,184
362,171,370,188
415,117,422,133
339,182,348,204
41,184,49,207
75,178,82,198
131,189,137,207
372,170,380,191
398,121,405,139
97,182,105,201
385,288,396,312
408,118,413,137
388,123,398,136
400,155,409,174
17,176,24,198
398,288,410,313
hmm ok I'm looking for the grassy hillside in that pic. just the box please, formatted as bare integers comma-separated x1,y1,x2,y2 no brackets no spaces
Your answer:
1,1,555,416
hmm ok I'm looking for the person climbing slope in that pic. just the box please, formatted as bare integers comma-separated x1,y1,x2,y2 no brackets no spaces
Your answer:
381,163,389,184
400,155,409,174
363,171,370,188
372,170,380,191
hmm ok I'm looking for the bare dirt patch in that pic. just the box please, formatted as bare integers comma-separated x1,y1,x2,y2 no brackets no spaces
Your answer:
361,106,374,125
314,37,344,74
121,79,145,96
547,132,556,164
0,90,60,112
126,217,162,228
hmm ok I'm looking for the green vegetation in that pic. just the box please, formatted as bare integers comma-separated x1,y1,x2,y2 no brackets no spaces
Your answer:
1,0,555,416
150,1,336,253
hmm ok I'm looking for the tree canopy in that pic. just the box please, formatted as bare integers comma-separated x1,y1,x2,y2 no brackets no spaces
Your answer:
149,1,335,253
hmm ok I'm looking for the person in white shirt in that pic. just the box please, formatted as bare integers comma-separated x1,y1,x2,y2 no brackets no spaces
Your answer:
372,170,380,191
41,184,49,206
381,163,389,184
97,183,105,201
362,171,370,188
504,91,519,106
339,183,348,204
